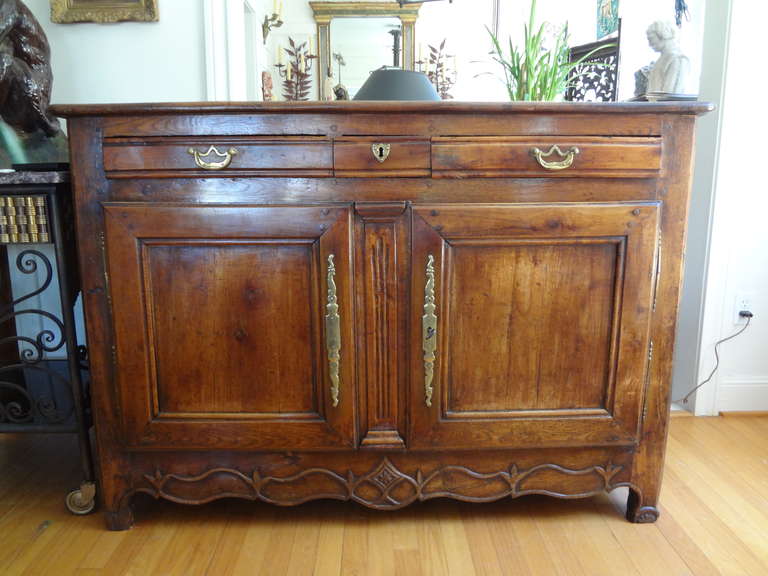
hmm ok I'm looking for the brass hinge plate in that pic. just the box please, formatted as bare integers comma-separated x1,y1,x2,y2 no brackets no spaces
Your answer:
97,231,112,308
652,233,662,312
641,340,654,425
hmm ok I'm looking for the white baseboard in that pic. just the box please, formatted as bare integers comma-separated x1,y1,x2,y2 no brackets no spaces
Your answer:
717,379,768,412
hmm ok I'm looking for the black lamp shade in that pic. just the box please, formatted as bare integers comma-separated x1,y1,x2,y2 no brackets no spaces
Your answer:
353,67,440,101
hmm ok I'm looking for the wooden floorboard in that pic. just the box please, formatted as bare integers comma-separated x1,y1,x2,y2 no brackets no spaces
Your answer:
1,416,766,575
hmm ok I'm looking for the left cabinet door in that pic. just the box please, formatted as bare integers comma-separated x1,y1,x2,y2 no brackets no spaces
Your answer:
103,204,355,450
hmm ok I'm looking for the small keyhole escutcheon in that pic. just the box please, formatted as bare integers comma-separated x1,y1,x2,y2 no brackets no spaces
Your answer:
371,142,391,163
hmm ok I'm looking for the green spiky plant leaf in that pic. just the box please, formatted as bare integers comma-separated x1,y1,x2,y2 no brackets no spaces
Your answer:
488,0,613,101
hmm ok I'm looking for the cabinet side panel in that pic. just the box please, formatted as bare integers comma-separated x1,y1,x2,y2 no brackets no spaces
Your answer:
67,118,136,527
626,116,698,522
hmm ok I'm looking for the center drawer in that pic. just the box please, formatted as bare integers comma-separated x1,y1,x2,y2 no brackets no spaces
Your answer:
333,137,431,177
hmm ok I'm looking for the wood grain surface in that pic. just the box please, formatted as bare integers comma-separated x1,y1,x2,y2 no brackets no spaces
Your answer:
408,203,658,450
103,138,332,176
432,136,662,178
334,138,431,177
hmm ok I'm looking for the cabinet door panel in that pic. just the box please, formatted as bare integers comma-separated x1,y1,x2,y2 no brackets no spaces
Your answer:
447,241,616,412
411,203,659,449
148,242,317,415
104,204,354,450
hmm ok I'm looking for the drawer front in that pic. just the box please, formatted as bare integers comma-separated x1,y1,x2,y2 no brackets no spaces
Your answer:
334,138,430,177
103,137,333,177
432,136,662,178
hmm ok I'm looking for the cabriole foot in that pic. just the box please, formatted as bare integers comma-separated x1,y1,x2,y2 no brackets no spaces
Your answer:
104,498,134,531
626,487,659,523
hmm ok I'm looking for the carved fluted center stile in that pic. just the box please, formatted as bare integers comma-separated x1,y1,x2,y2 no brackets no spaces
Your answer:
358,203,407,449
372,235,390,421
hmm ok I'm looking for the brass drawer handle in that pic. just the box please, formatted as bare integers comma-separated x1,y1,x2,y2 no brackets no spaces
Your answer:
423,254,437,407
187,145,238,170
371,142,391,163
530,145,580,171
325,254,341,407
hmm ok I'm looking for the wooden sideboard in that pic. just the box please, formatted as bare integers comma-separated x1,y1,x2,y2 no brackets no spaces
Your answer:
53,101,711,530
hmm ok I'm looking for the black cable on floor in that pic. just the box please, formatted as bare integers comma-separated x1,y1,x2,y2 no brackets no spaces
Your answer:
677,315,752,405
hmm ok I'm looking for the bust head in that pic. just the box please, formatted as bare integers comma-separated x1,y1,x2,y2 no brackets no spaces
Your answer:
646,21,678,54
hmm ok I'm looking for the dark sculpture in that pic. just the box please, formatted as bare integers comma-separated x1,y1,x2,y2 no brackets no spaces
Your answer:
0,0,60,136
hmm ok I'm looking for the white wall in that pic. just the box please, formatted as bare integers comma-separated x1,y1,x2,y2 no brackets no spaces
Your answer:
693,0,768,414
24,0,207,104
499,0,597,45
205,0,270,101
264,0,316,99
671,0,732,412
416,0,494,101
331,17,400,97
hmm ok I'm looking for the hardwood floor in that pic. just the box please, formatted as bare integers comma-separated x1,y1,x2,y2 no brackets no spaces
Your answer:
1,414,766,575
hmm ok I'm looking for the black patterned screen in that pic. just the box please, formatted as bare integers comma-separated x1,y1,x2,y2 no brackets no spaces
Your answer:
566,32,621,102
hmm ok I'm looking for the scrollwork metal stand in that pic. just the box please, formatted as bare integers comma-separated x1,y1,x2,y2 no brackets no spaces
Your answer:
0,172,96,515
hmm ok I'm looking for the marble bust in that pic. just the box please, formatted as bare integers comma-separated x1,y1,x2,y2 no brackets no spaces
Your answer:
646,21,690,94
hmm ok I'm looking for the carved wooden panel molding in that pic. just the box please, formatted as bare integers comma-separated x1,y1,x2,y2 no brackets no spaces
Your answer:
356,203,408,449
138,457,628,510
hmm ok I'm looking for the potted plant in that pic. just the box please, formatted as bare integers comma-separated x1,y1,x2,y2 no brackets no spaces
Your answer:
488,0,610,101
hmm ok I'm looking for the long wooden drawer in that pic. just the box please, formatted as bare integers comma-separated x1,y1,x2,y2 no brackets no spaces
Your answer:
334,137,431,177
432,136,662,178
102,136,333,177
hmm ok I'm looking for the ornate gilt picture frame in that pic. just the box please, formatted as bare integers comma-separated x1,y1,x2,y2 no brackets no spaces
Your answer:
51,0,159,24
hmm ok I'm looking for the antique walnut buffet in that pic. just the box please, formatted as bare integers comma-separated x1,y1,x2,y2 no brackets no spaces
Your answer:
52,101,711,529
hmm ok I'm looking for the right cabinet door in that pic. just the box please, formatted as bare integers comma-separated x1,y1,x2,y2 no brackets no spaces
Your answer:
410,203,660,449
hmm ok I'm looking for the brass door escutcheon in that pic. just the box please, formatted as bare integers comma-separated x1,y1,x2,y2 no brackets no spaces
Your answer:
530,145,580,171
325,254,341,407
423,254,437,407
187,145,238,170
371,143,391,163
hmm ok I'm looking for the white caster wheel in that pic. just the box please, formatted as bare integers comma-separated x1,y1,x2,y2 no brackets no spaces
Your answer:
65,482,96,515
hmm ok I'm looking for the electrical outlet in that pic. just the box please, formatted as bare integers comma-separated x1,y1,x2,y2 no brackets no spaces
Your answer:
734,292,754,324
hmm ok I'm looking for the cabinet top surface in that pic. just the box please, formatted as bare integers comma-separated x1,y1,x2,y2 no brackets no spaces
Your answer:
50,100,714,118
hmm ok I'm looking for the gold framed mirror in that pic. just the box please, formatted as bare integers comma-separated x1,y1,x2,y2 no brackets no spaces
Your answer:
310,2,422,100
50,0,159,23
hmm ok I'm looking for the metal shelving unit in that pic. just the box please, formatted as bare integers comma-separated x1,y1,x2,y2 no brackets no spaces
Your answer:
0,170,96,515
